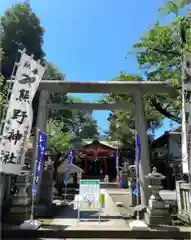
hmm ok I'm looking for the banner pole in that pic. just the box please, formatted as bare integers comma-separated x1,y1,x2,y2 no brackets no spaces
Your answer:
64,184,67,201
116,149,119,187
30,128,40,220
128,133,148,230
64,148,74,202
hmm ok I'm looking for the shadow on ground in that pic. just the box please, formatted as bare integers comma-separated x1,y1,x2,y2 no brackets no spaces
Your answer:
149,225,180,232
40,224,69,230
50,204,131,221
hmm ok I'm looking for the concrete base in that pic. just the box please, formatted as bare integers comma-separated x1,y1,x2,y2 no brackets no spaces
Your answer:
35,204,47,217
10,205,31,214
35,203,56,218
149,199,166,209
146,207,169,216
20,220,42,230
144,212,172,225
116,202,123,207
132,205,146,219
6,206,31,224
129,220,149,231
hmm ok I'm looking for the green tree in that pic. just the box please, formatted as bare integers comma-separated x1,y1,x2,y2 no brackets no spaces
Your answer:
105,0,191,150
0,49,5,113
132,0,191,123
102,73,162,147
46,119,72,180
0,3,46,130
32,61,66,130
0,3,99,142
50,95,99,139
69,109,99,138
58,97,99,138
1,3,45,80
44,61,65,80
46,119,71,153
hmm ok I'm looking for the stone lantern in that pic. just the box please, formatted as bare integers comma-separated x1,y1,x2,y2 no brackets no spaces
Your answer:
10,167,32,221
144,167,172,225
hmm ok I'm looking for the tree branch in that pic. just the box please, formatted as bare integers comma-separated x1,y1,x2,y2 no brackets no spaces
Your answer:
150,97,181,124
152,47,180,56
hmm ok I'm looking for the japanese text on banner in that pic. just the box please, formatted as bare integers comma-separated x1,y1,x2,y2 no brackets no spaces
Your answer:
0,52,45,174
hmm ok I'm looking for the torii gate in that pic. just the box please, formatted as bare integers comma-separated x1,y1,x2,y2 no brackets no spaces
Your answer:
35,80,176,207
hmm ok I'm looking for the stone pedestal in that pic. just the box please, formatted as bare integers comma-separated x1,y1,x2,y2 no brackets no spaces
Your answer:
144,167,172,225
1,174,14,219
35,163,54,217
129,180,137,206
9,170,31,222
128,165,139,207
0,173,5,209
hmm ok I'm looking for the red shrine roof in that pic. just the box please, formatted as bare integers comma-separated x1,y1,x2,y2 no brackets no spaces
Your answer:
81,139,118,150
77,139,118,158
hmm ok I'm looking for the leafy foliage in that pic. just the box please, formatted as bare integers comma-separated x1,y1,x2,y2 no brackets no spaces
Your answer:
0,49,5,110
0,3,46,129
43,61,65,80
1,3,45,80
0,3,99,154
133,0,191,123
51,96,99,139
102,73,162,146
105,0,191,146
158,0,189,16
32,61,66,130
46,119,72,153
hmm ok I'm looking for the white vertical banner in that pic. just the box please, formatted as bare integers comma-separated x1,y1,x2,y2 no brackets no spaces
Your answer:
0,51,45,174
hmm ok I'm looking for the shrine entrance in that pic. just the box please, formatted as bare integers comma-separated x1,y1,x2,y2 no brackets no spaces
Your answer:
77,139,118,179
87,160,103,175
34,80,175,206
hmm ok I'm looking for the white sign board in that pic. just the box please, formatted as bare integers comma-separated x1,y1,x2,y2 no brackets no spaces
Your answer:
0,52,45,174
79,179,100,211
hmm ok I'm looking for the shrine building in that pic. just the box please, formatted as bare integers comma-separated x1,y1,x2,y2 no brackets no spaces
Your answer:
75,139,120,179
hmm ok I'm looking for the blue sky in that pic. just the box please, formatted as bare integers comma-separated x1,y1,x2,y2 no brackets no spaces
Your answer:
1,0,177,138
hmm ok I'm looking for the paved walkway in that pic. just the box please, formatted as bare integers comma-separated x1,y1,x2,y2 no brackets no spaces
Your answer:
106,188,130,195
45,189,128,230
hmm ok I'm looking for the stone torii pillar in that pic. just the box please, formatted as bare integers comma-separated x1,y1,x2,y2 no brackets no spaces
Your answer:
134,91,150,206
32,90,50,210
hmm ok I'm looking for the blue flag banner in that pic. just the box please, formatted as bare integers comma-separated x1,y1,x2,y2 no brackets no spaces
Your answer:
64,148,74,185
133,134,141,196
32,130,47,197
135,134,141,165
116,149,119,171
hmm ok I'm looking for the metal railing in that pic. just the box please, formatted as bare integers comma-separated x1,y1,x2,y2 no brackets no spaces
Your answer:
2,229,191,239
